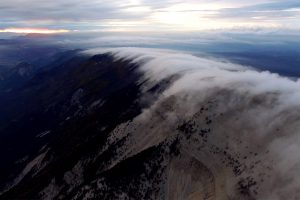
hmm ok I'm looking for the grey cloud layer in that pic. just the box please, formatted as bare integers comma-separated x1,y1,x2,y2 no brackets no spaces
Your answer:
0,0,300,30
0,1,142,20
102,47,300,199
217,0,300,20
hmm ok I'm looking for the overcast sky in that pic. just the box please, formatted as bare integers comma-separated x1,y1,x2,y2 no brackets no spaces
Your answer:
0,0,300,33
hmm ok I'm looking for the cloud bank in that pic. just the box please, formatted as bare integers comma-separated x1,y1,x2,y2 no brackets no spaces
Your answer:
86,47,300,199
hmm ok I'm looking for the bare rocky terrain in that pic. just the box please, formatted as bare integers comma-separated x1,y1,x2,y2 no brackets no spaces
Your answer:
1,48,300,200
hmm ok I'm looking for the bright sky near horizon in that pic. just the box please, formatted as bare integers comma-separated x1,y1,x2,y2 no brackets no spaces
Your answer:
0,0,300,33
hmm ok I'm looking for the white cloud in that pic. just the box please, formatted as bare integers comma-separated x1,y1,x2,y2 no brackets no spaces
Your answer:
93,47,300,199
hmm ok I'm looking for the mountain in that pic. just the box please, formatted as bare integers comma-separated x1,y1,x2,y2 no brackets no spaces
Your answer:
0,48,299,200
0,37,74,94
0,52,145,199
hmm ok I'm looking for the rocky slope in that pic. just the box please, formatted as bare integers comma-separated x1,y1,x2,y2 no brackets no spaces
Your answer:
1,48,300,200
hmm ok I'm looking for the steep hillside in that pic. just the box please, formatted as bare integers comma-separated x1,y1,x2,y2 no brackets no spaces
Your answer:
1,49,300,200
